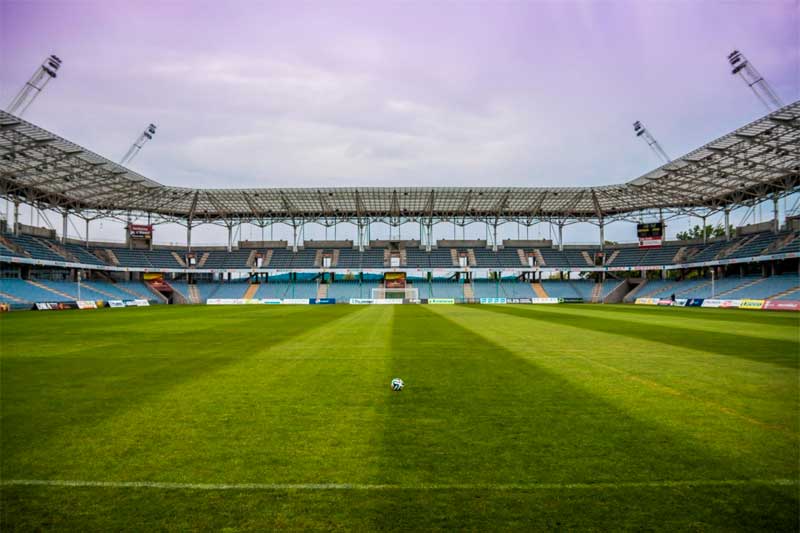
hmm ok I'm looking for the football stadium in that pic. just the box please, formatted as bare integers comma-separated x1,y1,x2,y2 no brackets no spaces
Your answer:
1,2,799,530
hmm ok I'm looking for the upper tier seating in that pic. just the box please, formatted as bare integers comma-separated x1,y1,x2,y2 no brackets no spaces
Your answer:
3,230,799,272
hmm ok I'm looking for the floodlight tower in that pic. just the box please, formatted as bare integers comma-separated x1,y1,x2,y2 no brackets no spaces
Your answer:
633,121,670,164
6,55,62,117
728,50,783,112
120,124,157,165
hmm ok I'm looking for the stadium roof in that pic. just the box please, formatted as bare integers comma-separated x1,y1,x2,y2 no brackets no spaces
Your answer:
1,101,798,225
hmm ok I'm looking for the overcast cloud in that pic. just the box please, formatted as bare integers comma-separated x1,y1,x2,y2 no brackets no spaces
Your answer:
1,0,797,245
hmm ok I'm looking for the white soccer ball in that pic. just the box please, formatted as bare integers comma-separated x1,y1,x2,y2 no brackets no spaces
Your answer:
391,378,404,391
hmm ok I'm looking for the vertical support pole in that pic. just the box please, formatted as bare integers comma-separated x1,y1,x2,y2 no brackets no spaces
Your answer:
599,219,605,252
85,218,90,247
773,196,779,234
61,211,68,244
701,215,707,244
724,208,731,241
227,224,233,253
292,224,298,253
492,223,498,252
187,222,192,252
558,223,564,252
426,223,433,252
13,201,20,236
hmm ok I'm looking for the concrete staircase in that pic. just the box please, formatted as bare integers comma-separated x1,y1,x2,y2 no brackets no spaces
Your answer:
717,277,765,297
467,249,477,267
81,281,119,300
640,281,679,298
581,251,594,266
517,249,528,266
383,249,391,267
672,246,689,264
38,238,76,261
244,284,259,300
188,284,201,303
533,249,546,266
463,283,474,299
591,283,603,303
605,250,620,265
314,250,324,268
766,232,798,254
0,290,29,303
717,234,757,259
0,235,30,257
316,283,328,299
450,248,460,266
399,248,407,266
197,252,210,267
27,280,73,300
532,283,548,298
104,249,120,266
246,250,257,268
769,286,800,300
675,279,713,297
331,249,340,267
262,249,273,267
171,251,187,267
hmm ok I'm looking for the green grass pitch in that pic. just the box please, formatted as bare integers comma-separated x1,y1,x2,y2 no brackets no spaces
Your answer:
1,304,798,530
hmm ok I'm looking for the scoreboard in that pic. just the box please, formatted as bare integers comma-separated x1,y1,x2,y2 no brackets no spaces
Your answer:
637,222,664,248
384,271,407,289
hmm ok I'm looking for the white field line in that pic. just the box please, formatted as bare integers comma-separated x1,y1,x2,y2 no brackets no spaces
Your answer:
1,479,797,491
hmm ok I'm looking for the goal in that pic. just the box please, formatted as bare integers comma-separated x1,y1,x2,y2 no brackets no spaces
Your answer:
372,287,419,300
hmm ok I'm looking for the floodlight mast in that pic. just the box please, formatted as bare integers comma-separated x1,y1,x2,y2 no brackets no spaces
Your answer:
6,55,62,117
120,124,157,165
633,120,670,164
728,50,783,112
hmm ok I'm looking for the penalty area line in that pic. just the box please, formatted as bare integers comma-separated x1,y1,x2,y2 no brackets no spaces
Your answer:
1,479,797,491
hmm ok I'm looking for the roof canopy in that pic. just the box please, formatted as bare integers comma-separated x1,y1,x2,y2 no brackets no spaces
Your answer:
1,102,798,225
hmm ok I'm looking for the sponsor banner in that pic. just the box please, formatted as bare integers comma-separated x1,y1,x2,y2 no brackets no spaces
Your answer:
635,298,659,305
309,298,336,304
675,299,688,307
701,299,723,308
428,298,456,305
529,298,559,304
480,298,507,304
657,299,674,306
349,298,404,305
207,298,255,305
263,299,282,305
34,301,78,310
685,298,704,307
76,300,98,309
720,299,742,308
133,299,150,307
763,300,800,311
560,297,585,304
739,299,765,310
281,299,311,305
507,298,532,304
108,300,125,308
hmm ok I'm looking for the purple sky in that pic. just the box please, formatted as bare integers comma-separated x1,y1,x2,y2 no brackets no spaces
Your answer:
1,0,798,245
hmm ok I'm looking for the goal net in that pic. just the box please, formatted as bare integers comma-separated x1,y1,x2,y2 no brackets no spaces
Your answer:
372,287,419,300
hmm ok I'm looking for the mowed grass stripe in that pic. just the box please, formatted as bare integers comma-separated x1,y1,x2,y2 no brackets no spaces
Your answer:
375,305,767,486
3,477,797,490
456,303,799,430
1,305,379,481
477,303,798,368
432,304,799,477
